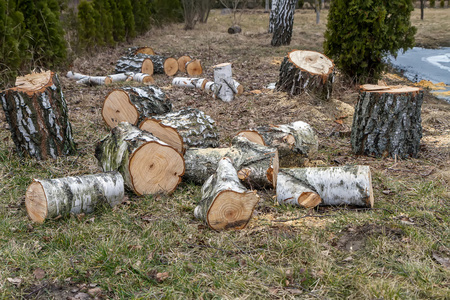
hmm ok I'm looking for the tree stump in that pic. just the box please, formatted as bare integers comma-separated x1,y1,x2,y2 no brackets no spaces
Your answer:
351,85,424,159
237,121,318,158
279,166,374,207
0,71,76,160
276,50,335,101
95,122,185,196
25,172,124,223
102,86,172,128
115,55,154,75
177,55,192,73
139,107,220,153
184,136,279,189
126,46,155,56
194,157,260,230
185,59,203,76
271,0,296,46
276,171,321,208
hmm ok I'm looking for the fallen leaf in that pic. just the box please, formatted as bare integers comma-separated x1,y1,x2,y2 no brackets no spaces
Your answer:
128,245,142,250
7,277,22,287
432,252,450,269
33,267,45,280
269,287,279,295
156,272,169,282
382,190,391,195
249,89,262,94
88,287,102,297
334,119,344,125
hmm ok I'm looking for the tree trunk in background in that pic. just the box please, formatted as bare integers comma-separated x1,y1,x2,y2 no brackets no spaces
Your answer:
271,0,297,46
268,0,279,33
0,71,76,160
420,0,424,20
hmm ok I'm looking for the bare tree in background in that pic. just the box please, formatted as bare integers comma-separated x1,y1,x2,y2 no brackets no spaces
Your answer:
219,0,249,27
181,0,214,30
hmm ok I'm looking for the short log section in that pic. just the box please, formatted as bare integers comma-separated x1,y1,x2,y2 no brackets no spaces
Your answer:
276,50,335,101
25,172,124,223
279,166,374,207
115,55,154,75
194,157,260,230
186,59,203,76
237,121,318,158
213,63,238,102
276,171,321,208
0,71,76,160
177,55,192,73
126,46,156,56
139,107,220,153
146,55,178,76
95,122,185,195
351,85,424,159
102,86,172,128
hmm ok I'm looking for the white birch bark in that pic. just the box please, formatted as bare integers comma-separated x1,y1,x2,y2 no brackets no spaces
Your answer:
276,171,321,208
213,63,236,102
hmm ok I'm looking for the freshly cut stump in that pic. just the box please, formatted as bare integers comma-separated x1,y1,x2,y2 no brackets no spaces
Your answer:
177,55,192,73
276,50,335,101
102,86,171,128
115,55,154,75
139,107,219,153
276,171,321,208
25,172,124,223
126,46,156,56
184,136,279,189
96,122,184,195
185,59,203,76
194,157,260,230
237,121,318,158
0,71,76,160
351,85,424,159
279,166,374,207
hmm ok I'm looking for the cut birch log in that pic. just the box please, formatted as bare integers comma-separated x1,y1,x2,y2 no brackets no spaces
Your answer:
139,107,219,153
115,55,154,75
102,86,172,128
126,46,156,56
185,59,203,76
194,157,260,230
184,136,279,189
130,73,154,84
237,121,318,158
351,85,424,159
25,172,124,223
276,50,335,101
276,171,321,208
279,166,374,207
144,55,178,76
228,25,242,34
95,122,185,195
172,77,243,95
213,63,240,102
67,71,154,85
177,55,192,73
0,71,76,160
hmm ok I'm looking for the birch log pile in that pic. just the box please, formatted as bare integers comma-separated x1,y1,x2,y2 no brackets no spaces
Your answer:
0,71,76,160
95,122,185,196
126,46,156,56
145,55,178,76
194,157,260,230
102,86,172,128
115,54,155,75
25,172,124,223
237,121,318,158
277,166,374,207
276,50,335,101
139,107,220,153
177,55,192,73
351,85,424,159
184,136,279,189
185,59,203,76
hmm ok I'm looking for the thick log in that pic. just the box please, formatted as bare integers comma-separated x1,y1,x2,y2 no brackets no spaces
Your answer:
228,25,242,34
139,107,219,153
213,63,240,102
237,121,318,158
351,85,424,159
144,54,178,76
276,50,335,101
271,0,296,46
279,166,374,207
0,71,76,160
126,46,156,56
276,171,321,208
25,172,124,223
177,55,192,73
184,136,279,189
95,122,185,196
102,86,172,128
194,157,260,230
115,55,154,75
185,59,203,76
172,77,243,96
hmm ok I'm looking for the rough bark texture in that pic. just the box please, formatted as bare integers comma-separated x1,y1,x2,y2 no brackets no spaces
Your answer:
102,86,172,128
25,172,124,223
271,0,296,46
139,107,219,153
125,46,155,56
1,71,76,160
115,55,154,75
351,85,424,159
276,171,321,208
276,50,335,101
279,166,374,207
194,157,260,230
95,122,185,196
184,136,279,189
237,121,318,158
172,77,243,96
268,0,279,33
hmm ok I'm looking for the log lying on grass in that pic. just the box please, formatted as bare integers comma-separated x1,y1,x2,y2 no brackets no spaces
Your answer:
177,55,192,73
278,166,374,207
185,59,203,76
0,71,76,160
276,171,321,208
194,157,260,230
115,54,155,75
95,122,185,195
126,46,156,56
172,77,243,96
25,172,124,223
66,71,154,86
102,86,171,128
139,107,219,153
276,50,335,101
351,85,424,159
237,121,318,157
184,136,279,189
